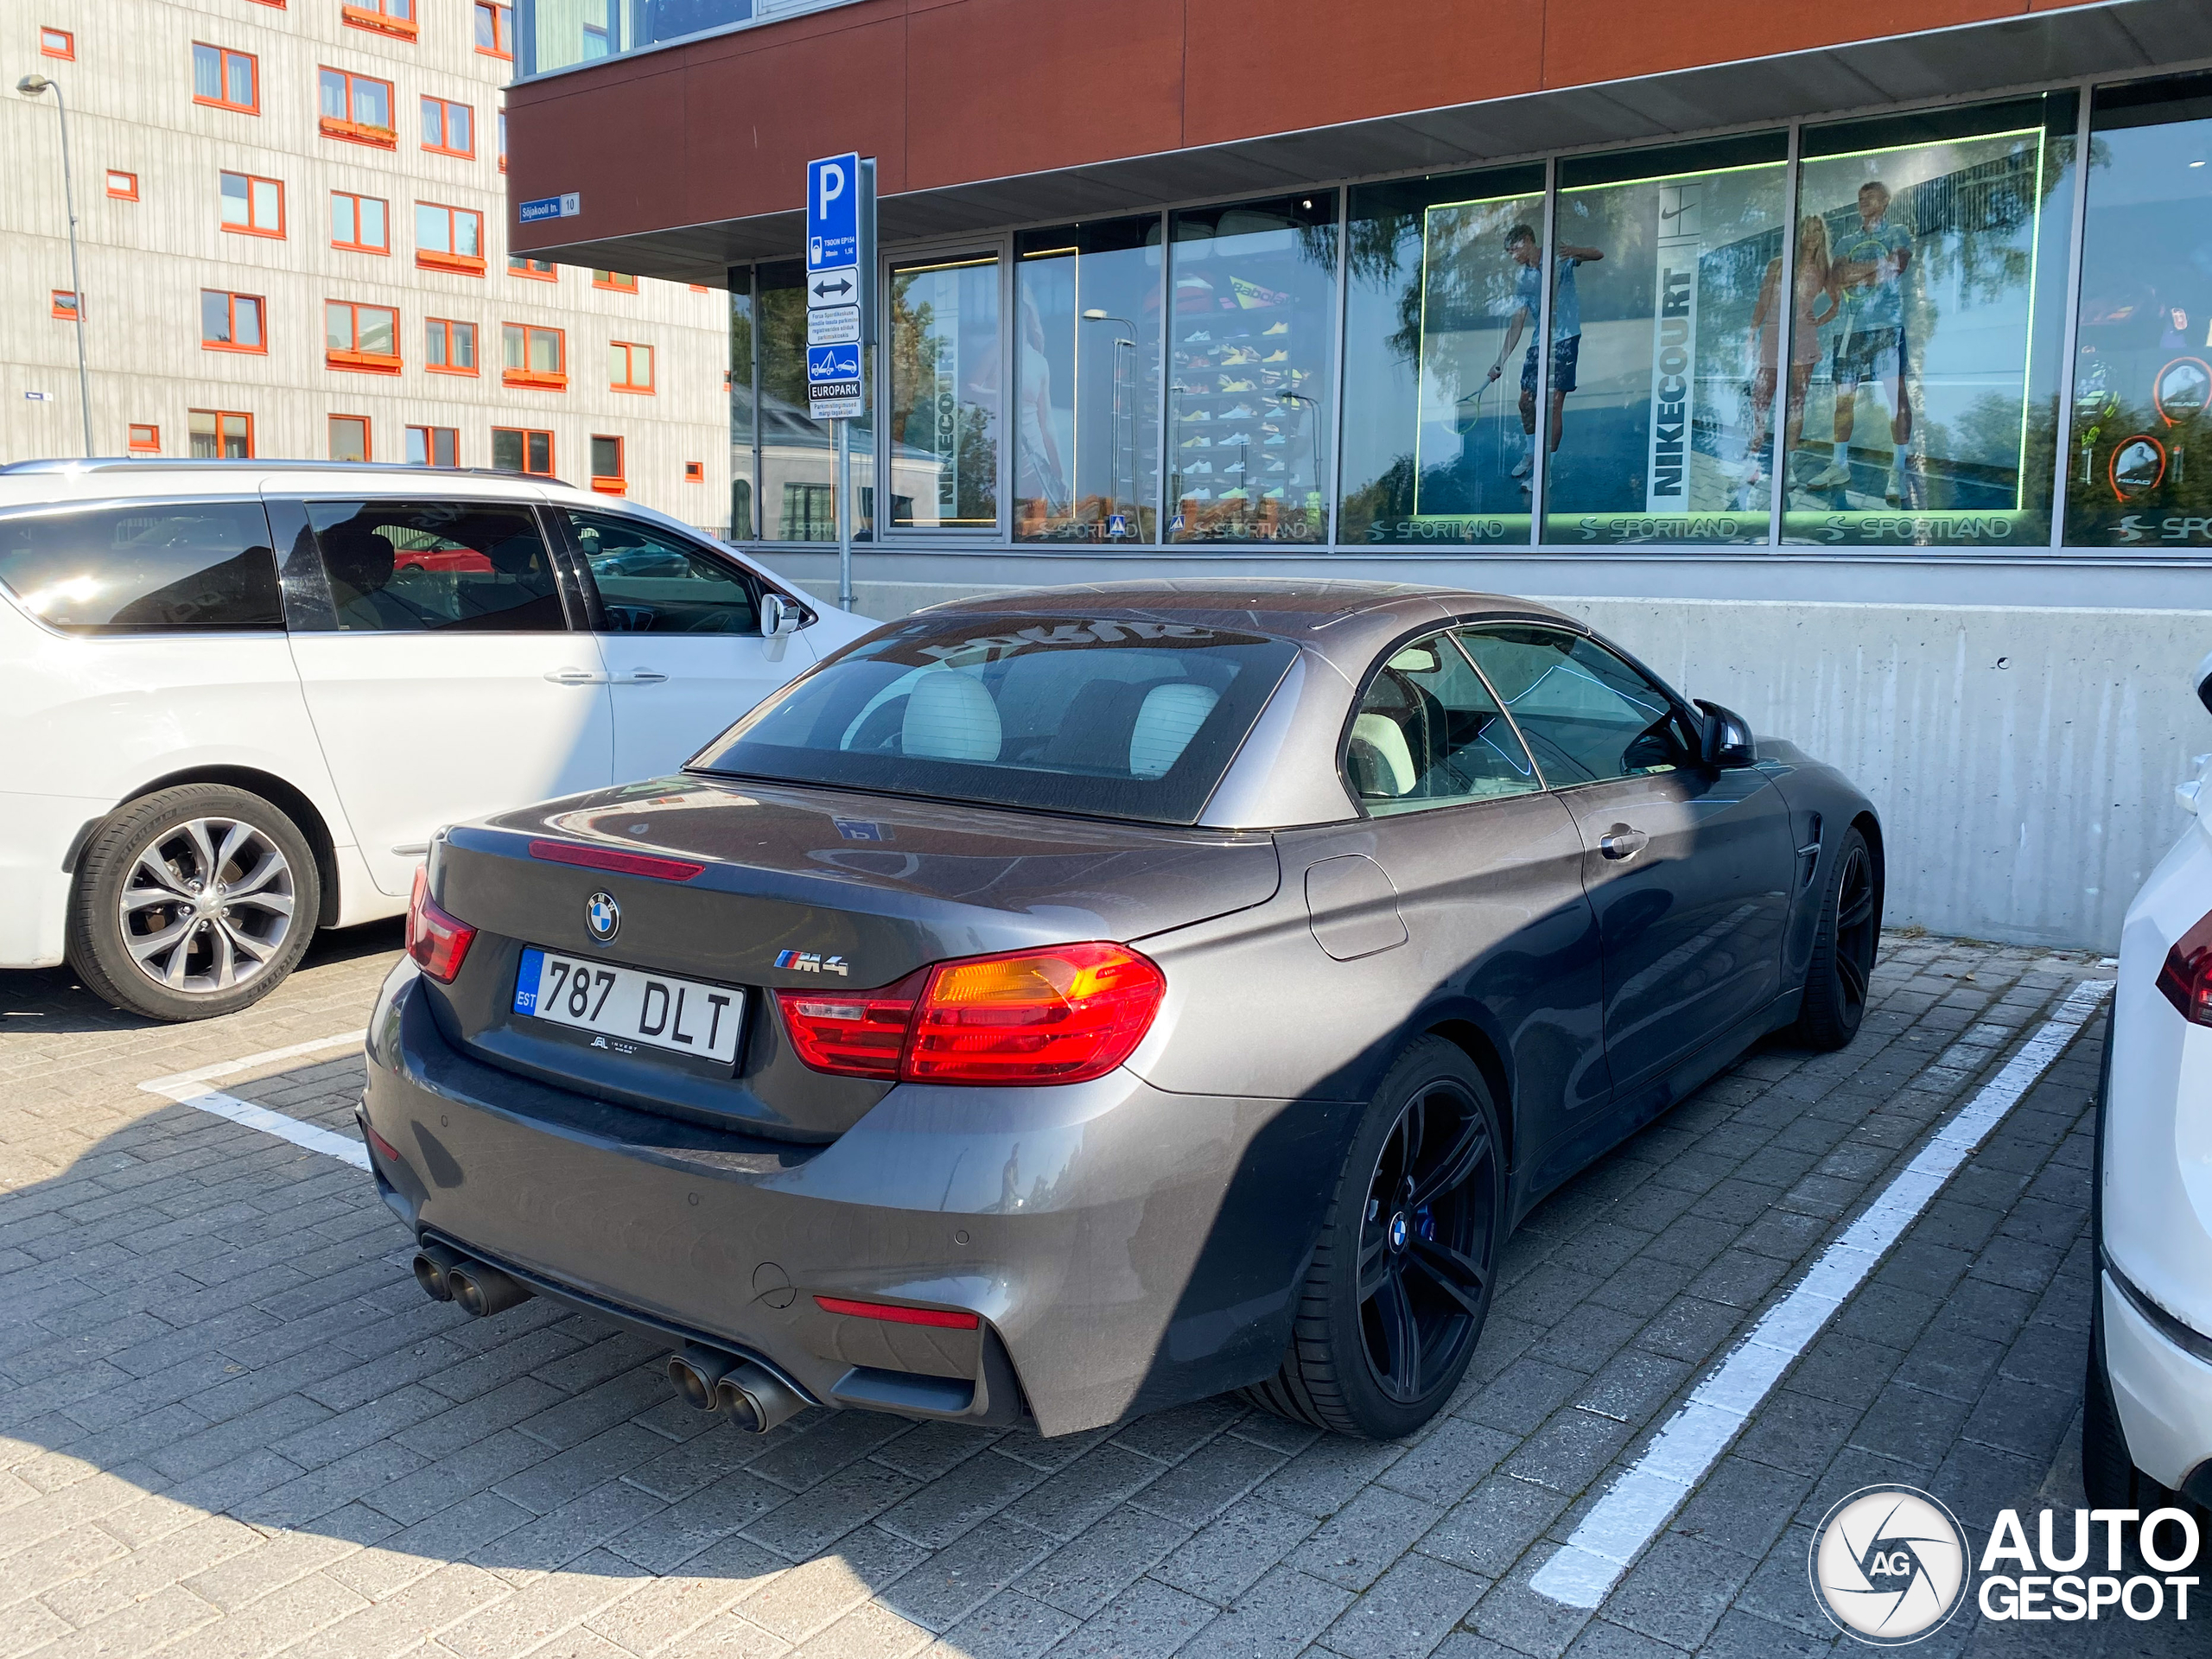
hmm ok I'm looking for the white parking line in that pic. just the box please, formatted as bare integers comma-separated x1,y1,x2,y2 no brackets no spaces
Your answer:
138,1029,371,1171
1530,976,2113,1610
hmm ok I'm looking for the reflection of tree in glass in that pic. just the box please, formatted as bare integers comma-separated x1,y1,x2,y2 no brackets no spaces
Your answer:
760,284,811,407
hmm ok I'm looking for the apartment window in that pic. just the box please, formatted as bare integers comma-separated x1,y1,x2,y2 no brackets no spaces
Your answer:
426,317,477,373
219,171,284,238
189,410,253,458
414,202,484,274
474,2,512,57
105,170,137,200
343,0,416,39
684,461,704,482
330,191,388,253
329,415,371,461
507,255,556,281
193,44,257,113
590,435,626,494
200,289,264,353
493,427,554,475
319,67,394,146
498,111,506,172
52,290,79,321
41,28,73,60
326,300,400,372
609,340,654,392
128,424,161,454
408,425,460,467
421,98,474,158
592,270,638,292
501,322,566,390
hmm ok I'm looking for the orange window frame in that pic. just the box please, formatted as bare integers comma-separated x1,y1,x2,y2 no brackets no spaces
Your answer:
415,202,485,275
106,170,138,200
326,300,400,372
609,340,654,394
683,461,704,482
128,424,162,454
40,27,74,60
589,435,626,495
501,322,567,391
52,290,79,320
592,270,638,293
343,0,417,40
330,190,388,254
328,415,372,461
219,170,285,238
189,410,255,458
421,97,474,159
193,43,258,114
425,316,478,376
507,255,557,283
200,289,264,353
474,1,512,58
408,424,461,467
493,427,556,476
319,67,395,148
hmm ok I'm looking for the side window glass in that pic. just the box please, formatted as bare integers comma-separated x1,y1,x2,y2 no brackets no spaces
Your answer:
1457,626,1696,785
566,511,760,635
0,502,281,632
304,500,565,633
1344,631,1541,815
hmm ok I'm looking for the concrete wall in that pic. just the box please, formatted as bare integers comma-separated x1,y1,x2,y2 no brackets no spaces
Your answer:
760,562,2211,951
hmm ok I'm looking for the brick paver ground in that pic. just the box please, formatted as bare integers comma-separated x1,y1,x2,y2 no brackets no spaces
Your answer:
0,924,2193,1657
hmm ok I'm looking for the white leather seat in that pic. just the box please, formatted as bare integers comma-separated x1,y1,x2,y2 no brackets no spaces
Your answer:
1350,712,1417,796
901,669,1002,761
1128,683,1219,779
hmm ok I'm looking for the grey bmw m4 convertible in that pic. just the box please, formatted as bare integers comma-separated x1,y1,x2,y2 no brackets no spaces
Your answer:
363,581,1882,1442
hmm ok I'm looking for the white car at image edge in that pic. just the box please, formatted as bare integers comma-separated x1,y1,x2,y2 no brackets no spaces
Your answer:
0,458,870,1021
2090,647,2212,1509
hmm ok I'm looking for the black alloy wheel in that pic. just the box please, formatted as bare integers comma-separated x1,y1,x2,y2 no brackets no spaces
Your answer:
1793,825,1878,1050
1244,1037,1505,1439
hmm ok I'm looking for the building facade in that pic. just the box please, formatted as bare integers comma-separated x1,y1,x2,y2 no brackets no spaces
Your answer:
510,0,2212,949
3,0,727,525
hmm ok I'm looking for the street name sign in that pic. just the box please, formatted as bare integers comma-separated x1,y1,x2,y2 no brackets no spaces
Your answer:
517,192,582,224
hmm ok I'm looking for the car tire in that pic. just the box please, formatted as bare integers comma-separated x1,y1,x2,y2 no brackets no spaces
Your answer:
67,784,321,1023
1791,824,1878,1051
1243,1036,1505,1440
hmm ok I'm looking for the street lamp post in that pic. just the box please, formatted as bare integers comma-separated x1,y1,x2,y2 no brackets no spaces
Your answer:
18,73,93,458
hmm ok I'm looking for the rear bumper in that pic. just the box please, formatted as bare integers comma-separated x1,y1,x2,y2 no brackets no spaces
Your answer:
0,791,104,969
362,962,1343,1436
2103,1268,2212,1493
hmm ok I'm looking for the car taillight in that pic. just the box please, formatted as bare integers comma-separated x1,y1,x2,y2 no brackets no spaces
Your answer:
776,942,1165,1086
406,866,476,984
2156,909,2212,1027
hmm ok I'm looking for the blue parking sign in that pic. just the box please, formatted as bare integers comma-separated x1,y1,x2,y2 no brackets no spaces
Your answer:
806,343,861,384
807,155,861,272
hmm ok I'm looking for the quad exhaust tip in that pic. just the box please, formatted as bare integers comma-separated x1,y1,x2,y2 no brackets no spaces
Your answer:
667,1344,807,1433
411,1243,532,1318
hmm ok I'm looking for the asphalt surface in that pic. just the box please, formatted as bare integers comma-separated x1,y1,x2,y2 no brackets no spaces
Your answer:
0,925,2197,1658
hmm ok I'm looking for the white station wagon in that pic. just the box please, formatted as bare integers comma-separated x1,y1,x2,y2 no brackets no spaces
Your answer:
0,459,868,1020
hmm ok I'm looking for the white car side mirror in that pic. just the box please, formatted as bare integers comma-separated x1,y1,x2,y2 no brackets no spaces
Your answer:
761,592,803,638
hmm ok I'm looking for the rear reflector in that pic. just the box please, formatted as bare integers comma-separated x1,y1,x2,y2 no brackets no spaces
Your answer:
527,838,705,882
407,867,476,983
775,941,1165,1086
2156,907,2212,1027
815,1295,980,1330
364,1123,406,1166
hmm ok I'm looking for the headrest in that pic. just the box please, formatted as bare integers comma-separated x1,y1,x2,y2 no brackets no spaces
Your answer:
1128,683,1219,779
902,670,1002,762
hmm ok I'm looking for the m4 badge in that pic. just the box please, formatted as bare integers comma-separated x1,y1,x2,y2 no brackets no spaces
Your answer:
775,950,849,977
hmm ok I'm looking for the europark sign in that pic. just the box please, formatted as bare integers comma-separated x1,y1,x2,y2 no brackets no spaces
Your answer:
804,152,875,422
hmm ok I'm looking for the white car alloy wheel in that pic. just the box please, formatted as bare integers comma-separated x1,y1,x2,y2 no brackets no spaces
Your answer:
119,816,296,995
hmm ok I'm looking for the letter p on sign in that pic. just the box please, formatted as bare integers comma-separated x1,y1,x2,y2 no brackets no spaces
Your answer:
818,163,844,216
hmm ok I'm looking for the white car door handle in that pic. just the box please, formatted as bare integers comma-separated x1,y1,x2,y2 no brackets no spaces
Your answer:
614,670,668,684
544,667,612,684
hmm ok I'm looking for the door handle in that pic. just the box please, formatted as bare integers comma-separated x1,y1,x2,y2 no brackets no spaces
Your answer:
1599,825,1649,861
613,670,668,684
544,667,611,684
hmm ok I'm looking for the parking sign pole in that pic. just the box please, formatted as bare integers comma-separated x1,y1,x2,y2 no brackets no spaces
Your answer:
805,151,874,613
836,417,853,608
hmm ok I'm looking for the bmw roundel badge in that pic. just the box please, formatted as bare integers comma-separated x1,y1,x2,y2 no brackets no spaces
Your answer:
586,891,620,944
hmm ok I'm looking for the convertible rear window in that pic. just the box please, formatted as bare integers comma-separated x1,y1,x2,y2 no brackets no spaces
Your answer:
691,613,1298,823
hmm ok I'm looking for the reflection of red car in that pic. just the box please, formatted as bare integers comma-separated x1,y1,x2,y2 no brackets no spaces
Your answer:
392,545,493,575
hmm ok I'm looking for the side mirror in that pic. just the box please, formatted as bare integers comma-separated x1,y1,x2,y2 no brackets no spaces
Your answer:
2196,647,2211,716
1695,699,1757,768
760,592,803,638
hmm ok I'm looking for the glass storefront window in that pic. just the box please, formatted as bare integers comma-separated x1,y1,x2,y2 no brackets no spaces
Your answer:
1166,194,1338,545
889,254,1002,531
520,0,756,77
1540,136,1788,545
2066,73,2212,549
1339,166,1546,545
1781,94,2078,547
1014,219,1164,543
757,261,873,543
729,275,757,540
